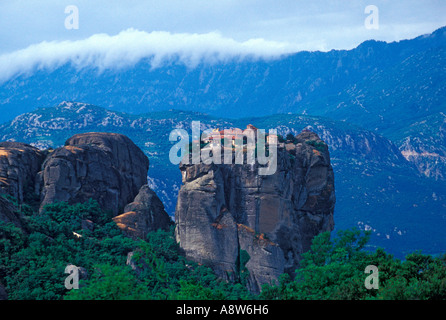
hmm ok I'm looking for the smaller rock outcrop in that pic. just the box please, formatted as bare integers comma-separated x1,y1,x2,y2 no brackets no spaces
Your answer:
0,142,45,204
113,185,172,239
39,132,150,215
0,131,172,242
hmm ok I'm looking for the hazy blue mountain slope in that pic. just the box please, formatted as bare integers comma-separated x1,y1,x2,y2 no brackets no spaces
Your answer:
389,112,446,180
0,27,444,126
234,114,446,257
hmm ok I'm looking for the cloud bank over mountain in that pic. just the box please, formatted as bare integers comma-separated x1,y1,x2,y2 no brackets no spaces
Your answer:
0,28,303,83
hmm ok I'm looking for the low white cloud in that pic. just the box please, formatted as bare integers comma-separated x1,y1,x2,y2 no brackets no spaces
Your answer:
0,28,303,83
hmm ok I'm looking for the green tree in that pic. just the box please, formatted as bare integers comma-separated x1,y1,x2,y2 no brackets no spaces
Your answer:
64,264,151,300
260,228,446,300
285,133,294,142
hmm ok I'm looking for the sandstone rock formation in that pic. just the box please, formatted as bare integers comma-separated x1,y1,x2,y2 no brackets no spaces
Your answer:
0,142,45,204
39,132,150,215
0,196,25,231
0,132,171,240
175,130,335,293
113,184,172,239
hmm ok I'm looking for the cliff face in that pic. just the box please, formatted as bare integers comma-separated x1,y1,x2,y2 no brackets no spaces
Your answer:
0,195,25,231
0,142,46,204
175,130,335,293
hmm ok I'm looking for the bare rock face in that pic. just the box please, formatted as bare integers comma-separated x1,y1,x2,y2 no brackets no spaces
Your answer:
0,142,45,204
175,130,335,293
0,196,25,231
113,184,173,239
39,132,150,215
237,223,285,292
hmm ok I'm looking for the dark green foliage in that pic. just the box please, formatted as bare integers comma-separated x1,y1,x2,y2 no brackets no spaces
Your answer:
305,139,326,152
65,264,151,300
0,201,251,300
238,249,250,285
1,198,445,300
260,229,446,300
0,200,136,299
23,181,41,210
122,227,252,300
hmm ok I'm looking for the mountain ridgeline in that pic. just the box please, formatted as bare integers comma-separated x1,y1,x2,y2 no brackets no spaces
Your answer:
1,27,445,127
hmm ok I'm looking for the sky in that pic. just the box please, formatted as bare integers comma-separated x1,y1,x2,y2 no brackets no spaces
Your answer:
1,0,444,52
0,0,445,81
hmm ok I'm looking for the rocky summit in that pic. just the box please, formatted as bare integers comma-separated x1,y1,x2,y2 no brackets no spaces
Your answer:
175,129,335,293
113,184,173,239
0,132,171,238
39,132,150,215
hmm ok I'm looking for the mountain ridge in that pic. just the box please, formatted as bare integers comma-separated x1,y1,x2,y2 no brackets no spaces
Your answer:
0,26,444,122
1,27,445,183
